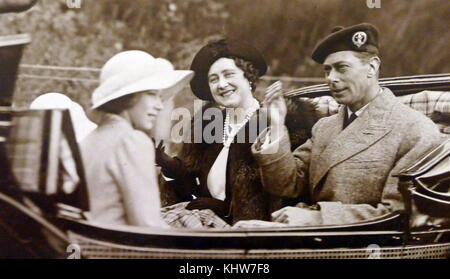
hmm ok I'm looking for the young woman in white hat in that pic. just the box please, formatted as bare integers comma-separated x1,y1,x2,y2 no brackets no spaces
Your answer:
81,50,193,228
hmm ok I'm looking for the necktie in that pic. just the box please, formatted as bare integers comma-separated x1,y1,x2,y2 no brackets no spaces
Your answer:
343,112,357,129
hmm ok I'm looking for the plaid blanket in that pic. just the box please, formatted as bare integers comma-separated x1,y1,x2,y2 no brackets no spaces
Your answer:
6,109,80,194
231,220,288,229
304,90,450,134
300,96,340,118
161,202,230,229
399,90,450,117
398,91,450,134
6,110,46,192
161,202,291,229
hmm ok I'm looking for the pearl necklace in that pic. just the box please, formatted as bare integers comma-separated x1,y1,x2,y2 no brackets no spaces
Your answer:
222,99,260,148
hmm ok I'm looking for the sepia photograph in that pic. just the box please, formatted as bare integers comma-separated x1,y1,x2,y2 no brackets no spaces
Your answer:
0,0,449,264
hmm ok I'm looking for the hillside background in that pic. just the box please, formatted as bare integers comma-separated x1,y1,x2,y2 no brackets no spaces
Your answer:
1,0,449,117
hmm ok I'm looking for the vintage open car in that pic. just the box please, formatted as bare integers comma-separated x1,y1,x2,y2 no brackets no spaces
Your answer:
0,34,449,259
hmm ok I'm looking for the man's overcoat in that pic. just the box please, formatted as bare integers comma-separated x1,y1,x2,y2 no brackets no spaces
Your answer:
253,88,444,224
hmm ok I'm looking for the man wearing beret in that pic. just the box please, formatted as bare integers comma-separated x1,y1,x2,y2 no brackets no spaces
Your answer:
252,23,443,226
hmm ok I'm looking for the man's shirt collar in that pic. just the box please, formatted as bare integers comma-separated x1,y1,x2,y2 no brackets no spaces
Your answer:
346,87,383,117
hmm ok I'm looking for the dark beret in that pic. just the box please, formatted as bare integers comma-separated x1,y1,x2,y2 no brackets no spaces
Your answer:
311,23,379,64
190,39,267,101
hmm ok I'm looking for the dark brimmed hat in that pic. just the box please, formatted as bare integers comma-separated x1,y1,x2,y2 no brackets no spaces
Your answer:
311,23,379,64
190,39,267,101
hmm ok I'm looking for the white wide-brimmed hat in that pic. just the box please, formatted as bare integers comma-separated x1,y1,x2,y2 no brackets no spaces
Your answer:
91,50,194,109
30,92,98,142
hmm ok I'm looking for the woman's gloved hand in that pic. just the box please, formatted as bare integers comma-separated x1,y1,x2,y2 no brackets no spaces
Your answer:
186,197,229,218
154,140,183,178
155,140,171,165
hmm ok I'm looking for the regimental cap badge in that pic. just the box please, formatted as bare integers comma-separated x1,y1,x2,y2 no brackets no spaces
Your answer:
311,23,379,64
352,31,367,48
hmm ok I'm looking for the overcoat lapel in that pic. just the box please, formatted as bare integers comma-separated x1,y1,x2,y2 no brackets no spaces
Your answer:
310,88,396,190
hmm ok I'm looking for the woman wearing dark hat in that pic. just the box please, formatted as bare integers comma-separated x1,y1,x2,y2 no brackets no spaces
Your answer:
157,39,284,226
